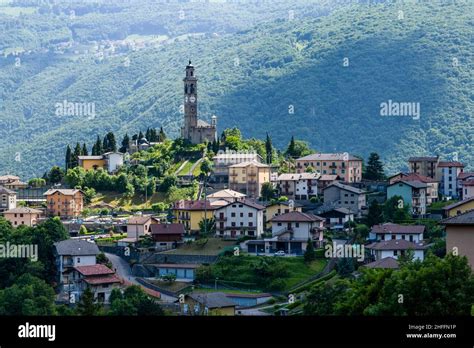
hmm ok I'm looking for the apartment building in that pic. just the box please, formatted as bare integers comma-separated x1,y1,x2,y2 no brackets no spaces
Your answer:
295,153,362,183
408,156,440,179
276,173,319,200
228,160,271,199
389,173,439,205
387,180,427,216
44,189,84,218
3,207,42,227
0,186,17,212
214,199,265,238
323,182,367,216
437,161,464,198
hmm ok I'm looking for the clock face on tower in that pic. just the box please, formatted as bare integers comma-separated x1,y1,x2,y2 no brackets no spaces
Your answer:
189,96,196,103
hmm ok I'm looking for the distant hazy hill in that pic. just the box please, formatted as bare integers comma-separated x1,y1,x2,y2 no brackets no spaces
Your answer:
0,1,472,178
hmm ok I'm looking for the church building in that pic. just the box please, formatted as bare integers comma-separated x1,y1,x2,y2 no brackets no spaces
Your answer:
181,60,217,144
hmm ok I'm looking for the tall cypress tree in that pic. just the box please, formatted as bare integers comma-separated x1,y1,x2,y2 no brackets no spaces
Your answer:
102,135,109,153
93,135,102,155
120,133,130,153
138,130,144,140
82,143,88,156
72,142,82,168
265,133,273,164
145,128,151,141
287,136,296,158
106,132,117,152
159,127,166,142
65,145,72,171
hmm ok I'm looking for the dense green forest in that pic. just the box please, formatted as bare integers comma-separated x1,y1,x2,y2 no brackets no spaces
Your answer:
0,0,472,178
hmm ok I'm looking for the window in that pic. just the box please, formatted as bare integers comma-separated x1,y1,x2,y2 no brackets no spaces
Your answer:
296,223,299,228
231,222,236,227
248,212,253,217
393,250,397,256
277,223,282,226
240,213,244,217
249,222,253,227
77,258,81,263
231,212,236,217
391,235,396,240
238,204,243,208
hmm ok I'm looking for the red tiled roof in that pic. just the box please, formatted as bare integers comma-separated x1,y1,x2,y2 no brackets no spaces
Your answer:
74,264,114,276
84,274,121,285
393,173,437,183
128,216,158,225
458,172,474,180
463,180,474,187
173,200,217,211
371,223,425,234
438,161,464,168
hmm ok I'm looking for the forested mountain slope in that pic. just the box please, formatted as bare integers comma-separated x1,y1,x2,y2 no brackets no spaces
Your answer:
0,0,472,177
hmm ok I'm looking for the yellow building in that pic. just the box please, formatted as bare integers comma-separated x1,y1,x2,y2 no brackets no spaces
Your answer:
443,197,474,218
264,201,303,230
44,189,84,219
3,207,42,227
228,160,271,198
78,152,124,173
172,200,217,233
179,292,236,316
78,156,106,171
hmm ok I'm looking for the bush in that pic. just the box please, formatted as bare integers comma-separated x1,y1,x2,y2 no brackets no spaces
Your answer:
269,278,286,291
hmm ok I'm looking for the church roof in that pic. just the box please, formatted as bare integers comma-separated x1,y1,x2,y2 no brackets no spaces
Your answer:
197,119,212,128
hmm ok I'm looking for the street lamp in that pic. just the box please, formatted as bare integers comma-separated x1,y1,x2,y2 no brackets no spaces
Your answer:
215,277,218,290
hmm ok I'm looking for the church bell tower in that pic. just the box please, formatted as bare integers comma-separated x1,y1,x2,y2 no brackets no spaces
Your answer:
182,60,198,139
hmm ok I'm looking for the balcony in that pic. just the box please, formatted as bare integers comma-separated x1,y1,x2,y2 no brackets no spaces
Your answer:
215,216,227,222
229,172,238,177
248,172,257,177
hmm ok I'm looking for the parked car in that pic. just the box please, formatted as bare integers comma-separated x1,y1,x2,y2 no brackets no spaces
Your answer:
274,250,286,257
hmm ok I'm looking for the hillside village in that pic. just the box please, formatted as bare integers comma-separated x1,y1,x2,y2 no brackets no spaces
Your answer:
1,62,473,317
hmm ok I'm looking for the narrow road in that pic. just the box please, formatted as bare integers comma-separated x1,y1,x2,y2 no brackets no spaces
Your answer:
105,252,177,302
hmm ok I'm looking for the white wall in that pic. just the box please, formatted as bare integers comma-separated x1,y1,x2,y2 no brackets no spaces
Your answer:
107,153,124,173
215,203,264,237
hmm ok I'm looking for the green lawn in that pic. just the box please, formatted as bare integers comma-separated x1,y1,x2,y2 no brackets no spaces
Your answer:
177,160,195,176
199,255,327,292
165,238,237,256
147,280,191,294
91,191,166,210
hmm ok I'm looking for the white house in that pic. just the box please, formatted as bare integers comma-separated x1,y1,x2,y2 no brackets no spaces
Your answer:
104,152,124,173
368,223,425,243
366,239,426,261
249,211,325,256
214,199,265,238
54,239,100,291
276,173,319,200
70,264,122,303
